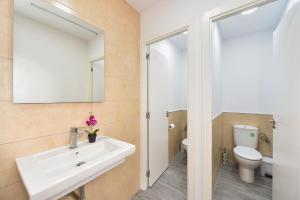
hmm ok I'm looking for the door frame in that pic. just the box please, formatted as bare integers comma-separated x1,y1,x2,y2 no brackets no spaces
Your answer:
140,1,278,199
203,0,277,199
141,27,189,188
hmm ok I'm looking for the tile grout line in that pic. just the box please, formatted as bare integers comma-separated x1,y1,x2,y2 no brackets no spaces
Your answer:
0,121,121,146
0,131,69,146
0,57,12,61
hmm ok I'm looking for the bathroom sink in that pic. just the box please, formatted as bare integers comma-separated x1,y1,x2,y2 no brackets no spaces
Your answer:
16,136,135,200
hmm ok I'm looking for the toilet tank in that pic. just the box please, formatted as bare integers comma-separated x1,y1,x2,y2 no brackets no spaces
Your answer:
233,125,258,148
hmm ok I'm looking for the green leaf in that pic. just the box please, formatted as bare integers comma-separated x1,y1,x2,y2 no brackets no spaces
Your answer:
93,129,99,135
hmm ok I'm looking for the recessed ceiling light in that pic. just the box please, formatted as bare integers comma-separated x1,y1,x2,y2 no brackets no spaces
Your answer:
241,7,258,15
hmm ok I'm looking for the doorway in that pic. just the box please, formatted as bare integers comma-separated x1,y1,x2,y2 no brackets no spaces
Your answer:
134,30,188,199
210,0,300,199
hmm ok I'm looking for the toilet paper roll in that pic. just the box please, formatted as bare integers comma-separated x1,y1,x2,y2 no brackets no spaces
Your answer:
169,123,176,129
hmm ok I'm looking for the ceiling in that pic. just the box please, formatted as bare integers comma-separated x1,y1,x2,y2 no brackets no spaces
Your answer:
217,0,287,40
126,0,162,12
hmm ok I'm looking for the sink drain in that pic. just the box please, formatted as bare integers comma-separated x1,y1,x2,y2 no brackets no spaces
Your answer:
76,161,86,167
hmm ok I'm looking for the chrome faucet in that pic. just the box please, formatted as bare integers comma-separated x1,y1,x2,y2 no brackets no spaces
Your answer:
70,127,85,149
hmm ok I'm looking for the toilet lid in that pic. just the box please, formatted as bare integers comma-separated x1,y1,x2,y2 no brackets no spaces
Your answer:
182,138,188,146
234,146,262,161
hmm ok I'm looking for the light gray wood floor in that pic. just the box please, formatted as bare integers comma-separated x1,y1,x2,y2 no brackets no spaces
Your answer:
132,154,271,200
131,152,187,200
213,166,272,200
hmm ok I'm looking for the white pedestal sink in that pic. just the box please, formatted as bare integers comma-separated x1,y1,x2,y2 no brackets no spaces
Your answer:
16,136,135,200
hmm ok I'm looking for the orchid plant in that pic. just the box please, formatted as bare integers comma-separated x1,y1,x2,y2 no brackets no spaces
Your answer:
85,115,99,136
221,148,231,166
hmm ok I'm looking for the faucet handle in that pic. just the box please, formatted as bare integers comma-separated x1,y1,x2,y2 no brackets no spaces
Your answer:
70,127,87,134
70,127,78,133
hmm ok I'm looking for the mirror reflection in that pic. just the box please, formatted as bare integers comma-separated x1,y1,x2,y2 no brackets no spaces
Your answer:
13,0,105,103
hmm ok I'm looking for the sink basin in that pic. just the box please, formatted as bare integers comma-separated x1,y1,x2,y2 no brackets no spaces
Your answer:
16,136,135,200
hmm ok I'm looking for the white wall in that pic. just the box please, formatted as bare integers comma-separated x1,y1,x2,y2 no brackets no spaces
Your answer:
152,40,187,111
140,0,254,43
212,23,223,118
139,0,258,197
221,30,274,114
179,50,188,110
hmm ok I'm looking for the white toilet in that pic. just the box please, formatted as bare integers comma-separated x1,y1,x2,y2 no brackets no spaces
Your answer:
233,125,262,183
181,138,188,152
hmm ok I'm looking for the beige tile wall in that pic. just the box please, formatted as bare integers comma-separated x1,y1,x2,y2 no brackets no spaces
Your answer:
212,112,273,186
168,110,187,161
0,0,140,199
212,114,223,186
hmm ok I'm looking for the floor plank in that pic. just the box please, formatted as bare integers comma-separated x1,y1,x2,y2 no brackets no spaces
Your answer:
132,153,271,200
213,166,272,200
131,152,187,200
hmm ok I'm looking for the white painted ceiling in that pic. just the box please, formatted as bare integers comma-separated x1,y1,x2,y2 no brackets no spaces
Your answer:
126,0,162,12
217,0,287,40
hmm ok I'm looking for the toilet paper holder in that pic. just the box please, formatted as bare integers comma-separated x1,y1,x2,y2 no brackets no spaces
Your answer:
169,123,175,129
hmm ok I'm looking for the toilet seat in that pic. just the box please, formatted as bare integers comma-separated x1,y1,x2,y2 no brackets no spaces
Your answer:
234,146,262,161
182,138,188,146
181,138,188,152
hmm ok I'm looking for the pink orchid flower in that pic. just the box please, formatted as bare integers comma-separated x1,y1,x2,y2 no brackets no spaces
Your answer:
86,115,97,126
85,115,99,135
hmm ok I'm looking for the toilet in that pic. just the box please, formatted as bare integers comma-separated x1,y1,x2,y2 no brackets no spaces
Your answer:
233,125,262,183
181,138,188,152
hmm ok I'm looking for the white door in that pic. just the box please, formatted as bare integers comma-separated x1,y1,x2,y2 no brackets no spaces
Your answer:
148,47,169,186
273,1,300,199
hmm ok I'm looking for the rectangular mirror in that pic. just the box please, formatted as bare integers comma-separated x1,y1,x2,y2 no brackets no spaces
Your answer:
13,0,105,103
